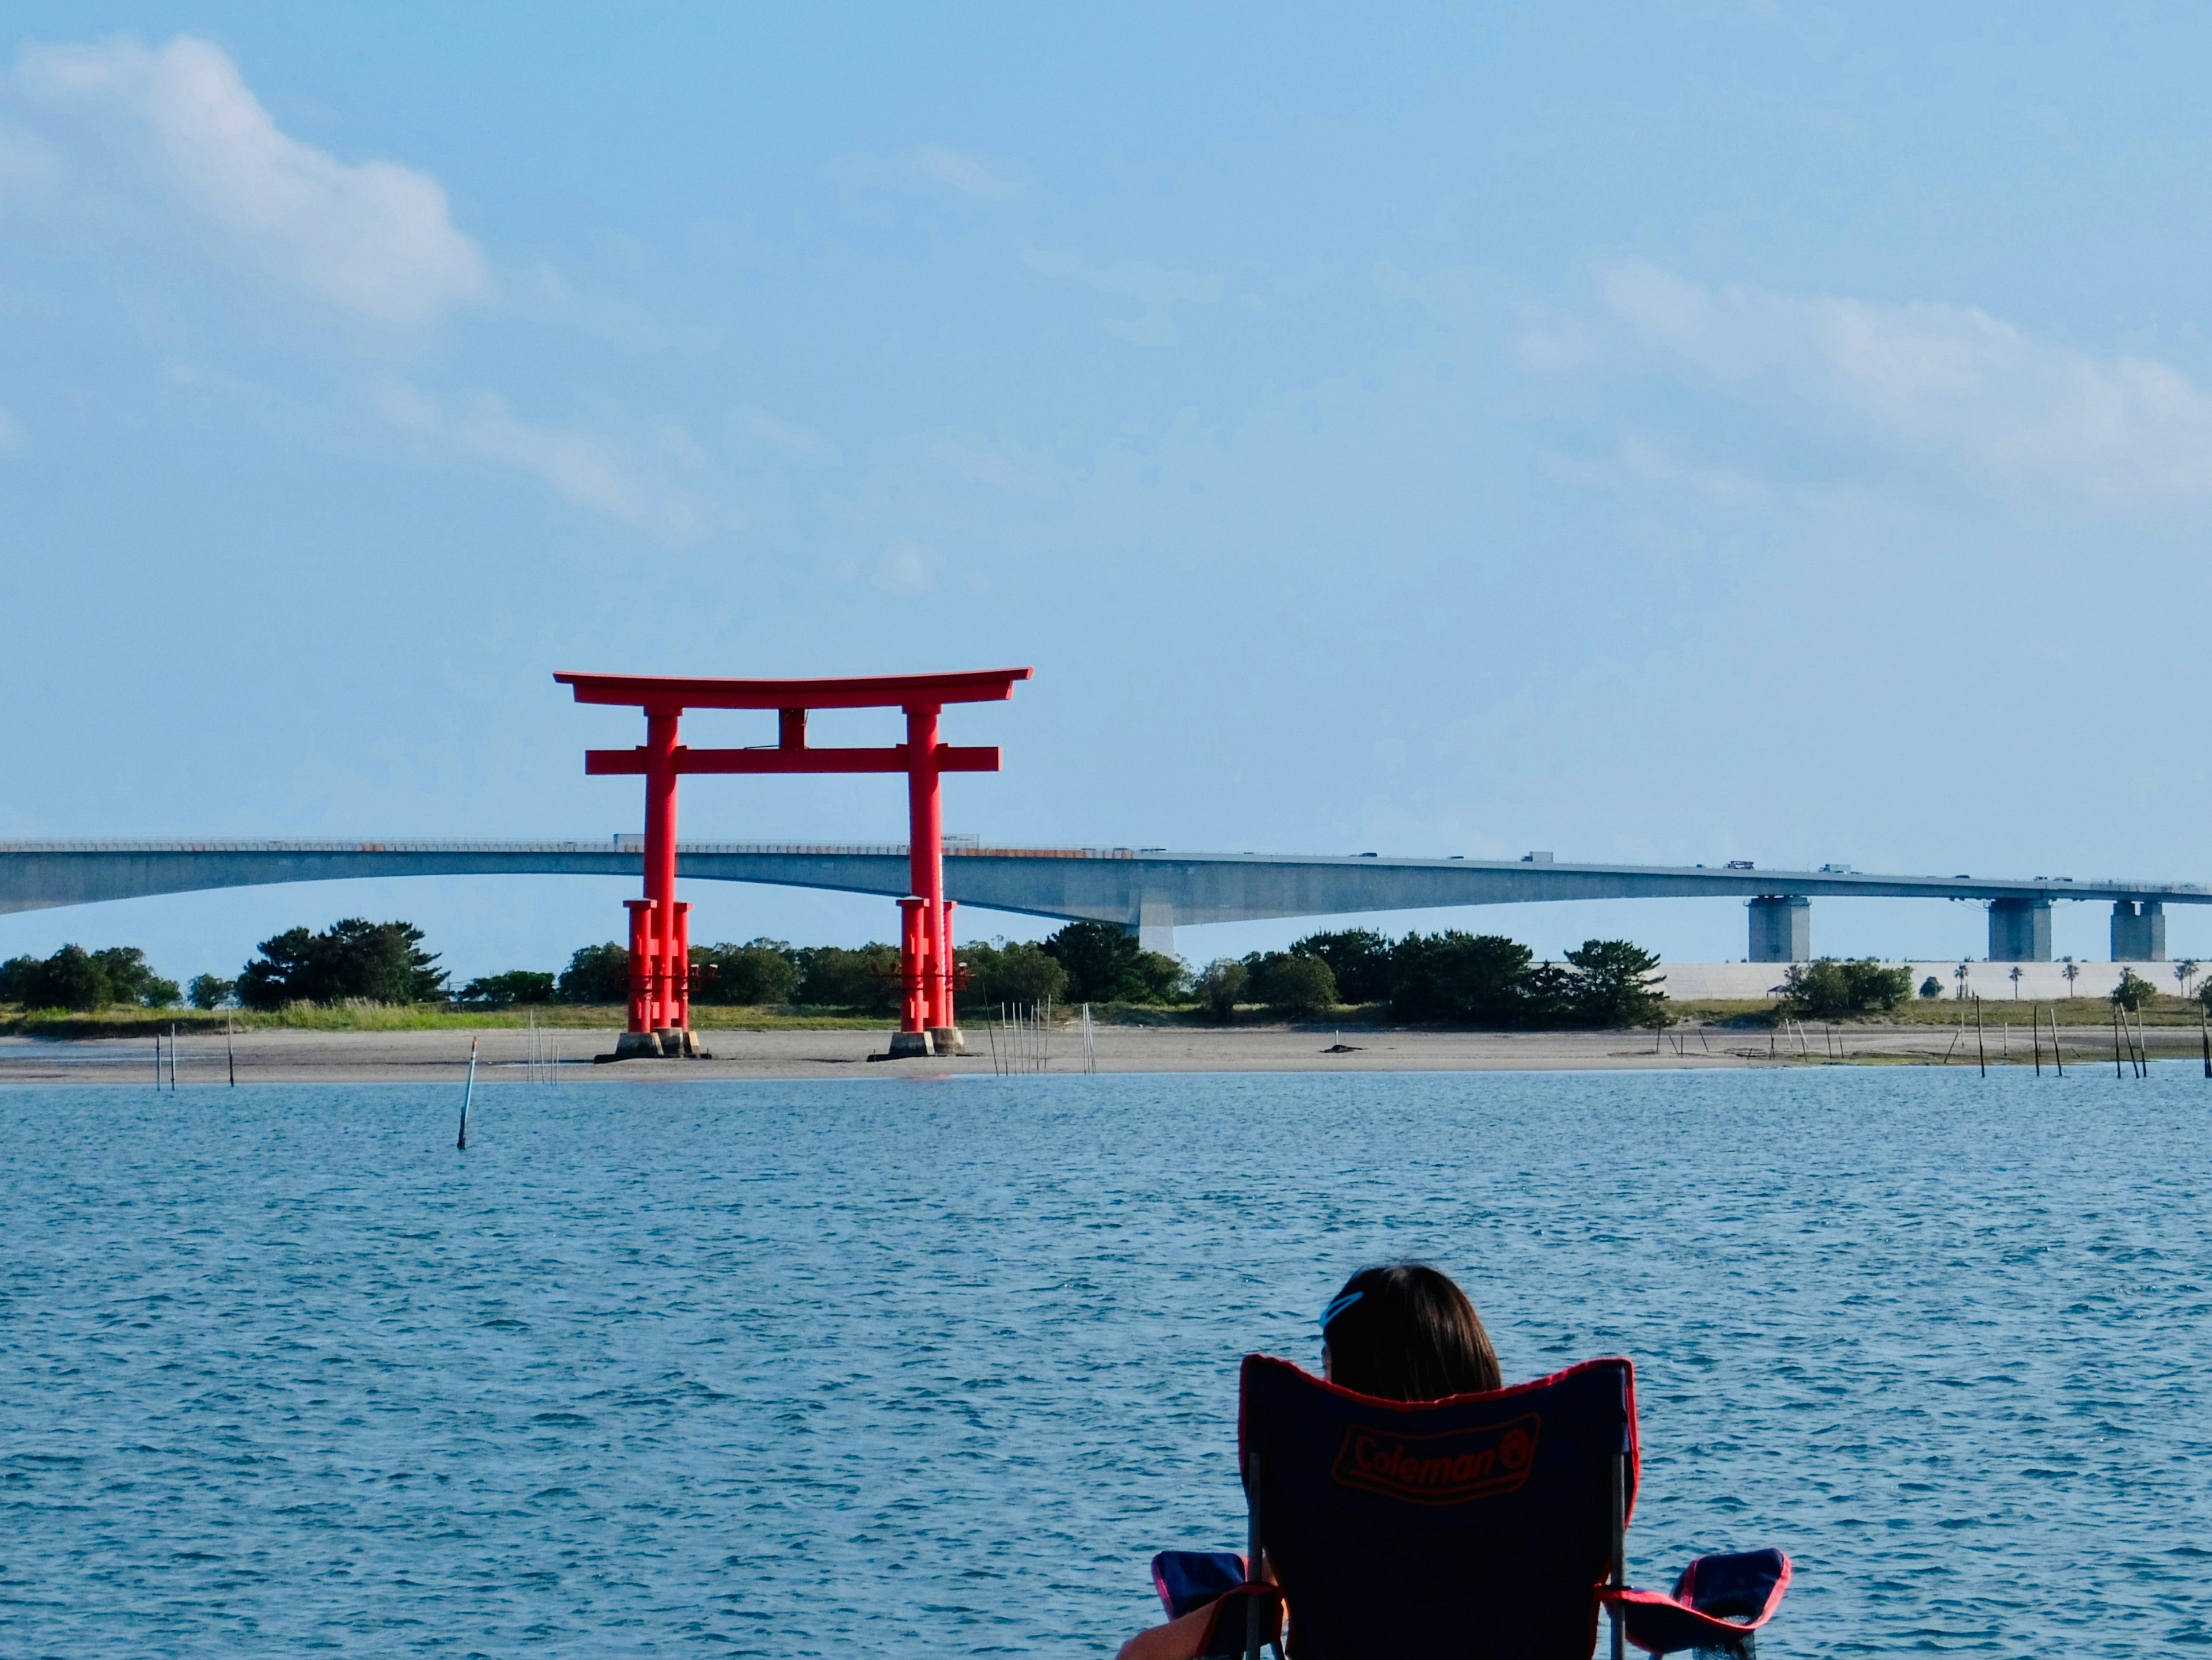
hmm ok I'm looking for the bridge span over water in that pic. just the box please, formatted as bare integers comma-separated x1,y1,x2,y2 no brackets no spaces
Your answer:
2,840,2205,962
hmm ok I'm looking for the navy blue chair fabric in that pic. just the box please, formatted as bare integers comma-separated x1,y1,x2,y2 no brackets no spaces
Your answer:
1612,1548,1790,1654
1153,1550,1248,1620
1154,1355,1789,1658
1150,1550,1285,1658
1237,1353,1639,1659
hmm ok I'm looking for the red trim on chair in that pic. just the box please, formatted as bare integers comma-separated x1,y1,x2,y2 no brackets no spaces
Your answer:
1235,1353,1641,1529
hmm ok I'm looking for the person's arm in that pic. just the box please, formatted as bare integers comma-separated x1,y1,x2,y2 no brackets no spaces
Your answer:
1116,1552,1281,1660
1113,1603,1214,1660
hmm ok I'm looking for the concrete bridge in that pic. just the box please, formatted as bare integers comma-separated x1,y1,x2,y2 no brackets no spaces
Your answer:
1,840,2204,962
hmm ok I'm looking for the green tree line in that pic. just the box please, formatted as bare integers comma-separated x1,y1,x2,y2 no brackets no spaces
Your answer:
502,919,1185,1015
1196,929,1670,1027
0,946,181,1011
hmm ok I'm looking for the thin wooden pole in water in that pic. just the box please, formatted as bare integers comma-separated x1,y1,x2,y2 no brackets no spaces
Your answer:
1975,998,1986,1077
2032,1007,2042,1075
2113,1002,2124,1078
2202,1001,2210,1079
2050,1004,2063,1076
226,1012,236,1086
169,1023,178,1090
152,1032,160,1089
458,1035,478,1150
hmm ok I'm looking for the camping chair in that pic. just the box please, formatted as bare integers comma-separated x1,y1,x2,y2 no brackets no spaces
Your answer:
1149,1354,1789,1659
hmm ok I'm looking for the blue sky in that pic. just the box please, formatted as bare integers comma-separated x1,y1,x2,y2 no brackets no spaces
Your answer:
4,3,2210,985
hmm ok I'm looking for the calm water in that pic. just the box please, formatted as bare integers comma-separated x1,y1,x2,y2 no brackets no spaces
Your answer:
3,1066,2208,1657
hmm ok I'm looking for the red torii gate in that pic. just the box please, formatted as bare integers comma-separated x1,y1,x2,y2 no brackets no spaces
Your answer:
555,667,1032,1057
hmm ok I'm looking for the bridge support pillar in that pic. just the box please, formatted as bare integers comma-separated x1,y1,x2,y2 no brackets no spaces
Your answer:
2112,899,2166,961
1748,896,1810,962
1135,896,1177,957
1987,898,2053,962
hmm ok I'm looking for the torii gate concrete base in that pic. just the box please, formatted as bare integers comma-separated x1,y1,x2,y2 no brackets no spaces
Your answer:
608,1029,711,1060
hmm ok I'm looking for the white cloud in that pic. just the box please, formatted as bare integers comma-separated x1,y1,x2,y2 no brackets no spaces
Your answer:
906,143,1027,200
874,536,940,595
376,382,700,536
1024,249,1222,346
730,406,834,466
1540,432,1768,509
827,142,1031,202
0,123,63,204
929,432,1056,498
16,35,487,323
1582,259,2212,502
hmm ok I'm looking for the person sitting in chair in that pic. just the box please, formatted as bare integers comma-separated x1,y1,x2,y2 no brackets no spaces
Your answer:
1116,1262,1501,1660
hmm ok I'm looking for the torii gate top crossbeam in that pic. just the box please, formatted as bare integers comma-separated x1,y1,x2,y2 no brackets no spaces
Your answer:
554,668,1032,712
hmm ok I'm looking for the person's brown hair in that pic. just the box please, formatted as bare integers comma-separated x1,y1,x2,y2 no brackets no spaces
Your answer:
1321,1262,1502,1401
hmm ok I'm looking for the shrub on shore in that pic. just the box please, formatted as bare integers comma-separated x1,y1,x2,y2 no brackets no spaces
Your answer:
1194,958,1248,1022
188,973,236,1009
1248,951,1338,1018
0,944,180,1011
796,944,902,1014
558,943,630,1004
457,970,558,1007
1781,959,1913,1018
694,940,803,1006
957,939,1067,1012
1040,921,1187,1004
2112,967,2160,1012
238,919,446,1010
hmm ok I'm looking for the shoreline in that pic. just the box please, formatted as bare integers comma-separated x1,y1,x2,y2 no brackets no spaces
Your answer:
1,1020,2196,1083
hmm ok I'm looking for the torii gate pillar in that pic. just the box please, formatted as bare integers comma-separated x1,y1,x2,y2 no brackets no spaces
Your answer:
556,668,1031,1060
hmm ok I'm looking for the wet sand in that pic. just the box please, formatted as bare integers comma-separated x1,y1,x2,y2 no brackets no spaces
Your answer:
0,1020,2187,1083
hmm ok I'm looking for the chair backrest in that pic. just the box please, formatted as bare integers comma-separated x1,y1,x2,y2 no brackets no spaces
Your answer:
1238,1353,1639,1660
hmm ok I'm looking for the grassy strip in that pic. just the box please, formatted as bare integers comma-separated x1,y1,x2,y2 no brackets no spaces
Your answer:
9,993,2206,1039
1680,995,2212,1028
0,1003,890,1038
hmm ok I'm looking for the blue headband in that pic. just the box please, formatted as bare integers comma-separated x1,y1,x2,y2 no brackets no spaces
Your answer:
1320,1290,1363,1331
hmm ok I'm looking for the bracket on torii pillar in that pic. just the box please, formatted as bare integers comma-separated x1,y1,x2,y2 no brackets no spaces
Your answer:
555,667,1033,1058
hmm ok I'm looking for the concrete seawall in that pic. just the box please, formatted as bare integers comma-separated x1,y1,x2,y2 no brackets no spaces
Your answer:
1660,961,2196,1001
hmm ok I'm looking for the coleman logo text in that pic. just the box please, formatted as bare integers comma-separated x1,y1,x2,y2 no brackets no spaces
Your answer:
1330,1413,1541,1506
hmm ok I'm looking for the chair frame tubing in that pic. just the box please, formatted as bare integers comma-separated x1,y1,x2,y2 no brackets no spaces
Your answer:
1245,1448,1266,1660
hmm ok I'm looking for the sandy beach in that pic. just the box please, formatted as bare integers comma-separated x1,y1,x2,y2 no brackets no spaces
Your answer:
0,1019,2191,1083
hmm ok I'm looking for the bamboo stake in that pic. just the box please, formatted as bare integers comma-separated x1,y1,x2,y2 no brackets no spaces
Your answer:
458,1035,478,1150
2050,1004,2063,1076
2113,1002,2124,1078
2032,1007,2041,1076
